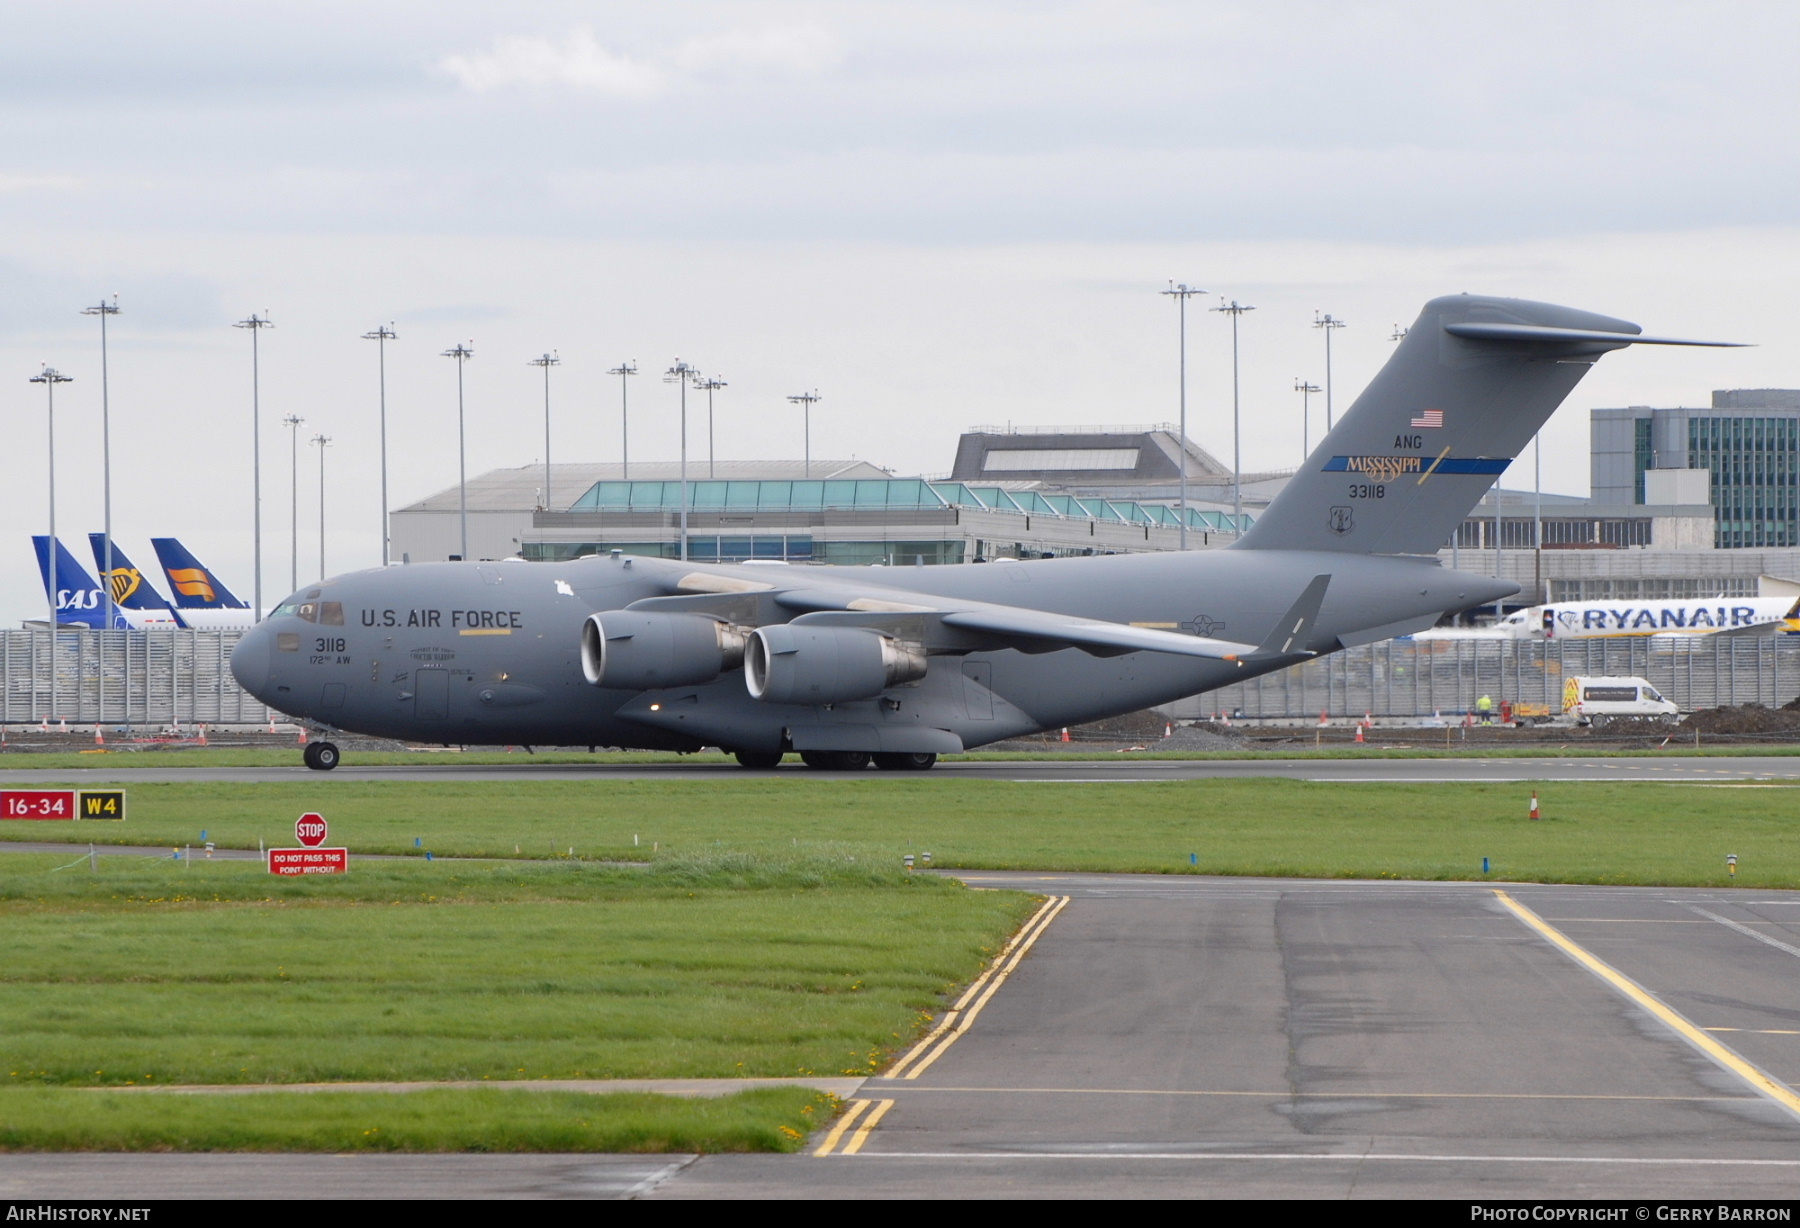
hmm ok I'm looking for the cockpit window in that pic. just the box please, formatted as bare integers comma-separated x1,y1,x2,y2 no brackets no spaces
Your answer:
295,603,319,623
274,602,299,617
318,601,344,626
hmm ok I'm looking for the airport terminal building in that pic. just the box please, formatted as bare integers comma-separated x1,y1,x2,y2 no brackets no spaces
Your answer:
388,393,1800,613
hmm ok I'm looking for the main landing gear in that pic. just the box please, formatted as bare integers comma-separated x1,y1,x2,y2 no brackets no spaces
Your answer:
731,750,940,771
302,741,341,771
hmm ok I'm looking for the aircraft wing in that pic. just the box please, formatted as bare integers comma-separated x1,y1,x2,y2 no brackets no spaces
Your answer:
631,568,1332,662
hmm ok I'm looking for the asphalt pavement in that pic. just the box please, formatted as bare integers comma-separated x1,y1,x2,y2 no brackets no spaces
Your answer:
5,872,1800,1199
0,755,1796,784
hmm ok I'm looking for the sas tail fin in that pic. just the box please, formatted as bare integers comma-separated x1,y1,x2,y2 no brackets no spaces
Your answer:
32,536,114,627
87,534,177,613
1236,294,1740,556
151,538,245,609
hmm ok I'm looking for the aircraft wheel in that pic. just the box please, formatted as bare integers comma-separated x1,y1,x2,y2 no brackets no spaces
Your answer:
872,752,938,771
734,751,785,770
799,750,872,771
303,741,340,771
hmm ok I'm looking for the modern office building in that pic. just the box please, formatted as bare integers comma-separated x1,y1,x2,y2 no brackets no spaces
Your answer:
1592,389,1800,549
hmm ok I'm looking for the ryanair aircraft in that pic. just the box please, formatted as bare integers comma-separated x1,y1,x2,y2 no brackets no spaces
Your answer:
1538,597,1800,639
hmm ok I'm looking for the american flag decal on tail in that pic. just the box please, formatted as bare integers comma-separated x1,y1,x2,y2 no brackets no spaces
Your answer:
1410,408,1444,428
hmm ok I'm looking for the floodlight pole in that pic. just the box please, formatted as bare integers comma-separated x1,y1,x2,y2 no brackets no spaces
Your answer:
234,313,274,620
1313,312,1346,431
608,361,637,480
787,391,821,479
442,342,474,561
666,360,698,561
311,434,331,580
81,297,120,725
281,414,306,593
31,366,72,722
1294,379,1320,465
1534,433,1543,605
697,376,727,479
528,352,561,510
362,325,397,566
1212,299,1255,533
1161,283,1207,550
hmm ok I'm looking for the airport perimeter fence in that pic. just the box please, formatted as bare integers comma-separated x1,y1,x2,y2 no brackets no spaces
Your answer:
1179,635,1800,722
5,626,1798,732
0,628,271,728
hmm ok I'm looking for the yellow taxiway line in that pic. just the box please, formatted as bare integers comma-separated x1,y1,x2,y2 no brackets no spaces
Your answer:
1493,889,1800,1121
813,1098,897,1156
812,1098,873,1156
886,895,1070,1082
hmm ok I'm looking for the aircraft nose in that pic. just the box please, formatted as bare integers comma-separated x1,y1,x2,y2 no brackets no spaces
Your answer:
229,623,273,699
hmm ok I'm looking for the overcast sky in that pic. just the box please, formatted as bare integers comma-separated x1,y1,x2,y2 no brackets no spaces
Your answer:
2,1,1797,620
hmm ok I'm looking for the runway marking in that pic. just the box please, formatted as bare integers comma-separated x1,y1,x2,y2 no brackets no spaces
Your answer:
885,896,1070,1081
1706,1029,1800,1036
1690,906,1800,960
859,1085,1758,1103
813,1099,875,1156
840,1099,895,1155
1493,889,1800,1122
837,1152,1800,1167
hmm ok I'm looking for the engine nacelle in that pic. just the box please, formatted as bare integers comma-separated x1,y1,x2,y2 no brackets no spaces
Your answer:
581,611,748,689
745,624,928,705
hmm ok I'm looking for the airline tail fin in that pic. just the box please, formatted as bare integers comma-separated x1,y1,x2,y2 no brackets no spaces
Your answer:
87,535,177,612
151,538,246,609
1236,294,1741,556
32,536,115,627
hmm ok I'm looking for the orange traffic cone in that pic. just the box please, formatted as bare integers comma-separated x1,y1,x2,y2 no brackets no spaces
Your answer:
93,725,104,745
1060,727,1070,743
297,726,308,746
1529,793,1540,821
57,719,68,733
38,718,48,733
269,716,278,734
1354,724,1365,744
197,724,208,746
1164,723,1172,738
1318,710,1328,727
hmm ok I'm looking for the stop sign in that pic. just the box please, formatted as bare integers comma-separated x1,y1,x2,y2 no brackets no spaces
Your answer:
295,813,327,847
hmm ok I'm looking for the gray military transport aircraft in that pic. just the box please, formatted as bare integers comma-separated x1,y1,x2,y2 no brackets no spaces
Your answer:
230,294,1736,771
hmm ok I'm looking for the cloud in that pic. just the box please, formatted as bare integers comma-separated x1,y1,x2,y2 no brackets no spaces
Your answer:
436,24,836,98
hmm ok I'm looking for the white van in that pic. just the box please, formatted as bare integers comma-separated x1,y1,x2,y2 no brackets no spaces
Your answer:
1561,676,1681,728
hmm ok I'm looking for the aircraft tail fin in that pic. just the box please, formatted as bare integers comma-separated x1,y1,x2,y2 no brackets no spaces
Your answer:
151,538,245,609
87,534,176,612
32,536,114,627
1235,294,1740,556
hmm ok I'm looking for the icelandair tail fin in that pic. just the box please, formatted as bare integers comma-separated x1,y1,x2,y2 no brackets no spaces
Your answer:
1236,294,1741,556
151,538,245,609
87,535,177,613
32,536,115,627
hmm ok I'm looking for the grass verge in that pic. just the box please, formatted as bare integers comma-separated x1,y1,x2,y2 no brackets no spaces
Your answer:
0,853,1034,1088
0,1086,832,1153
4,777,1798,889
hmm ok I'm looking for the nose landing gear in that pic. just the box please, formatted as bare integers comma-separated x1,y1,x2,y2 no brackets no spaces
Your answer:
302,741,341,771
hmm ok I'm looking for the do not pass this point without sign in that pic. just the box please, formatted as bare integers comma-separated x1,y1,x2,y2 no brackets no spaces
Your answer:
270,812,348,875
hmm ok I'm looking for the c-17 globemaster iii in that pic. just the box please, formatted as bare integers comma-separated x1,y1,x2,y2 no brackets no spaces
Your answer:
230,294,1738,771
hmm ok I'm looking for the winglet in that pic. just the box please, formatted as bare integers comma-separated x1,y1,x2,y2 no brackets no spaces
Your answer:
1251,574,1331,659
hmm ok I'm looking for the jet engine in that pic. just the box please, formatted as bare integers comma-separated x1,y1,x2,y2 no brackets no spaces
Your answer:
744,624,927,705
581,610,749,689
